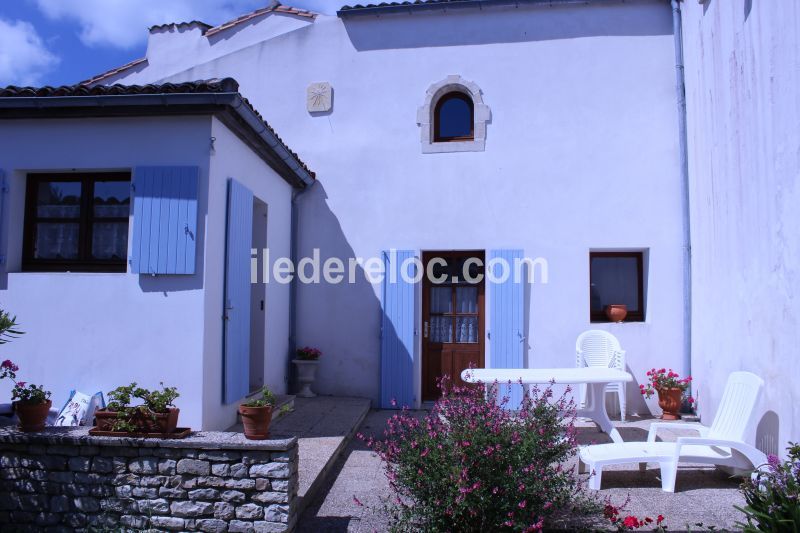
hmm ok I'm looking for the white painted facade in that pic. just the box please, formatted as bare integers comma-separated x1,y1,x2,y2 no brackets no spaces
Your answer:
14,0,795,437
681,0,800,457
98,0,686,415
0,115,294,430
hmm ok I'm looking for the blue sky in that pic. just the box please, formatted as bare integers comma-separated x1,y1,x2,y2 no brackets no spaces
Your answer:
0,1,338,87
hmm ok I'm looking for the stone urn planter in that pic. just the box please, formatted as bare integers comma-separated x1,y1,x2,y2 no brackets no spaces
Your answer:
657,388,683,420
14,399,52,432
293,360,319,398
604,304,628,323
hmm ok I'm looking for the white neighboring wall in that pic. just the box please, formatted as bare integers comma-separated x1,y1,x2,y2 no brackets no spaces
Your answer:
682,1,800,456
105,0,686,413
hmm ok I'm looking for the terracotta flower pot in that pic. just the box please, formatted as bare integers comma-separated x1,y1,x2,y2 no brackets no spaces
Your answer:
93,407,179,434
14,399,52,432
239,405,273,440
93,409,117,431
604,304,628,322
657,388,683,420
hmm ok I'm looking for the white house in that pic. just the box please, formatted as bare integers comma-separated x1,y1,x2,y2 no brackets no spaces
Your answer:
0,79,313,430
0,0,796,449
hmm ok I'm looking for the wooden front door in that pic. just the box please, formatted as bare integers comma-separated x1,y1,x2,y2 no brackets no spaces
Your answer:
422,251,485,401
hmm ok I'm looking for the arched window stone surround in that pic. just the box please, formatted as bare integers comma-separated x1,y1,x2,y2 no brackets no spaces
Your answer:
417,75,491,154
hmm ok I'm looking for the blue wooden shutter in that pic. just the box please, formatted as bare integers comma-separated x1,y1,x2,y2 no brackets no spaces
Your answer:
223,178,254,404
380,250,416,409
130,166,199,274
490,249,525,409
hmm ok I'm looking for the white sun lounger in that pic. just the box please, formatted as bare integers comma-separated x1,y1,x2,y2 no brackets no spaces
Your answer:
578,371,767,492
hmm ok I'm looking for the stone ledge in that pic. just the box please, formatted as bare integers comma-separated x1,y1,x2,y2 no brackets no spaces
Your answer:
0,427,296,451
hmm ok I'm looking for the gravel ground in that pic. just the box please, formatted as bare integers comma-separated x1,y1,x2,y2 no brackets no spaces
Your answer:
299,410,748,532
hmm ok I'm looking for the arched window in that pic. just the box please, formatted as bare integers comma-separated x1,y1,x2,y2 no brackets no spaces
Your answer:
418,75,490,154
434,92,474,142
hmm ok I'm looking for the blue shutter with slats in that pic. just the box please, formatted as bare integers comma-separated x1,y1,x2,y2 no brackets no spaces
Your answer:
381,250,416,409
223,178,253,404
490,249,525,409
130,166,198,274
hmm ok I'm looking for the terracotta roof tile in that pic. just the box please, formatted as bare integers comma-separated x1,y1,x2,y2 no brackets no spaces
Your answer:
81,57,147,86
205,3,316,37
0,78,314,180
81,4,316,86
149,20,213,32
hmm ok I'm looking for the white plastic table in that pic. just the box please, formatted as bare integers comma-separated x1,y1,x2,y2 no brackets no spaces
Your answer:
461,367,633,443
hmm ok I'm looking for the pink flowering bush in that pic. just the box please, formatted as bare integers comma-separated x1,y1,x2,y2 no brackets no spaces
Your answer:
639,368,694,405
363,375,585,531
737,442,800,531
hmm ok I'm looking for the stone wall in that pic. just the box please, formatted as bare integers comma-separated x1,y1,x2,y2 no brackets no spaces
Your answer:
0,427,298,532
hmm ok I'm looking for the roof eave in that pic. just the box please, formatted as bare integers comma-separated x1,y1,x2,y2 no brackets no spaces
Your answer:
0,92,313,188
338,0,629,17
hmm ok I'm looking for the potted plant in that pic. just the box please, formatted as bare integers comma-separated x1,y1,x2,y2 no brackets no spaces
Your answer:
604,304,628,322
0,311,51,432
292,346,321,398
239,386,276,440
639,368,694,420
94,382,180,434
1,360,52,432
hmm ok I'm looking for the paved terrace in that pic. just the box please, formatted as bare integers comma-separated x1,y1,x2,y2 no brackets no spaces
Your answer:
297,411,749,532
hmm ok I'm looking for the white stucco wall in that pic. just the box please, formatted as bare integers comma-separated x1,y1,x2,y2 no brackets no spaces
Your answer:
201,117,294,430
106,0,685,413
0,115,297,431
681,1,800,456
0,116,212,430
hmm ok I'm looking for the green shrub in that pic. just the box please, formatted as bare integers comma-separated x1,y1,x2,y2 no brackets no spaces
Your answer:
737,443,800,532
364,375,584,531
242,386,276,408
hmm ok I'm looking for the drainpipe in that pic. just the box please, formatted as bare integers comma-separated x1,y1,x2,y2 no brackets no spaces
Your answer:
671,0,693,404
288,180,317,392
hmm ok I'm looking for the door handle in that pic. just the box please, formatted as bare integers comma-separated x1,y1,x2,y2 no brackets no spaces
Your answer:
423,321,429,338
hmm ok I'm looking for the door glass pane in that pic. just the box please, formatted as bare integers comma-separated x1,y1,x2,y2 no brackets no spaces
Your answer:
430,287,452,313
94,181,131,218
455,286,477,314
430,316,453,343
92,222,128,260
36,181,82,218
455,316,478,343
34,222,79,259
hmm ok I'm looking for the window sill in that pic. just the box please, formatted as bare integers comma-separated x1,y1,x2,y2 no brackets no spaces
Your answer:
589,320,648,326
421,138,486,154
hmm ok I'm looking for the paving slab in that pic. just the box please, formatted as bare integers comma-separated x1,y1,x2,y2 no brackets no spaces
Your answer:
300,411,751,532
227,395,371,516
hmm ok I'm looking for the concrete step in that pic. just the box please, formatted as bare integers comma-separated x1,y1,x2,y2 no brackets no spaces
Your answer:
268,396,371,515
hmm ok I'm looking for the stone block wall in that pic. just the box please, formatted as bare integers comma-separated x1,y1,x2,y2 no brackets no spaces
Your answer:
0,427,298,532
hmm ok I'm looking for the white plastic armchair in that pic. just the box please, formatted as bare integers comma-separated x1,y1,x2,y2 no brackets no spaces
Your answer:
579,371,768,492
576,330,626,421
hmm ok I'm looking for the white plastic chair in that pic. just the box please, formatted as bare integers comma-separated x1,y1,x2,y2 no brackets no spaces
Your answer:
576,330,626,421
579,371,767,492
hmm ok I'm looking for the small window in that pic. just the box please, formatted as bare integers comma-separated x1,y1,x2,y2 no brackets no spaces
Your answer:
23,173,131,272
589,252,644,322
434,92,474,142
